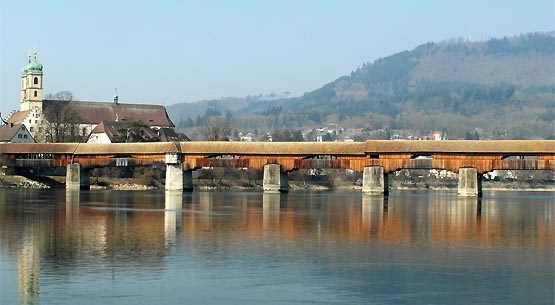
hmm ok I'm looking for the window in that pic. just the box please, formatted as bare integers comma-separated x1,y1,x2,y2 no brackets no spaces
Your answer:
35,120,38,124
30,127,34,132
18,134,23,138
38,127,42,132
34,77,38,84
34,91,37,97
29,120,31,123
24,135,28,139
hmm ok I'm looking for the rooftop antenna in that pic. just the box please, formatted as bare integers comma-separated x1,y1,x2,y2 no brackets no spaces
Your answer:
114,88,119,105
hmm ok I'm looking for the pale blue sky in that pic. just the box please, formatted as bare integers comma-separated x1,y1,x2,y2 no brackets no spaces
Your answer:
1,0,553,116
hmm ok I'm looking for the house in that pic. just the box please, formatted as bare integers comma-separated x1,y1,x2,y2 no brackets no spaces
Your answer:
432,131,443,141
0,123,35,143
87,121,190,143
6,50,187,143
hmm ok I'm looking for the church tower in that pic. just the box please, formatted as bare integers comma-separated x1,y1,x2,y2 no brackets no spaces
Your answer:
20,49,44,111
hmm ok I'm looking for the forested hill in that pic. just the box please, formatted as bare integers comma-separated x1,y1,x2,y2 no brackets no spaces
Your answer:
168,32,555,140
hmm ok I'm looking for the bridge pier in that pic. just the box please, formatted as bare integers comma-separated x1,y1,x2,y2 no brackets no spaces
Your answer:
362,166,389,195
457,167,482,197
263,164,288,193
66,163,90,190
165,164,193,191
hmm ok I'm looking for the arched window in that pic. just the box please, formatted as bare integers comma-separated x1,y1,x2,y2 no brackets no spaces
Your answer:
34,90,37,97
34,77,38,85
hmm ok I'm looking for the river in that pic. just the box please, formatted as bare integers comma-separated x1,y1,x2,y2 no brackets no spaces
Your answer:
0,189,553,305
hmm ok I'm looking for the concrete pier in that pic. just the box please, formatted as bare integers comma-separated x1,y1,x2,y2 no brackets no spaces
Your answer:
66,163,90,190
362,166,388,195
457,167,482,197
165,165,192,191
263,164,288,193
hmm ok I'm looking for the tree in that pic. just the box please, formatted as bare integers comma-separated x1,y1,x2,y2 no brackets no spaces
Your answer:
200,115,232,141
43,91,82,143
271,129,304,142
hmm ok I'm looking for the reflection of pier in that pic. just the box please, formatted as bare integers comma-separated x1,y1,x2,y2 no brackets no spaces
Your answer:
18,227,40,305
66,189,80,227
362,195,387,233
164,191,183,248
263,193,282,231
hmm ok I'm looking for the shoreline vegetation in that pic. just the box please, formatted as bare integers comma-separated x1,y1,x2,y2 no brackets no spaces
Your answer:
1,174,554,192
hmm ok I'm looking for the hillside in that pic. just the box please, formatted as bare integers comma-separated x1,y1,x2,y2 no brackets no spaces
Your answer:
167,32,555,140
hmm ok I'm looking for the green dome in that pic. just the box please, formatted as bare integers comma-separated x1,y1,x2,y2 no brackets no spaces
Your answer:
22,59,43,74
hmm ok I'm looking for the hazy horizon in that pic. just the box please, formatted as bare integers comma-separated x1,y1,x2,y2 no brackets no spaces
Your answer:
1,0,553,116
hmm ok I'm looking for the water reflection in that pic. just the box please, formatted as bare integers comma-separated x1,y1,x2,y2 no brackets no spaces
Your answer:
262,193,281,231
164,191,182,248
65,189,80,227
361,195,387,235
0,190,553,305
18,223,40,305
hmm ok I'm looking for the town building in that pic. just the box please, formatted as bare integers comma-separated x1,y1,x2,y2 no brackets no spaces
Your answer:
5,50,187,143
0,123,35,143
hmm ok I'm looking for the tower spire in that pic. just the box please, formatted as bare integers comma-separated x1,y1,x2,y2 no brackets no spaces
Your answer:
33,45,37,60
28,49,31,63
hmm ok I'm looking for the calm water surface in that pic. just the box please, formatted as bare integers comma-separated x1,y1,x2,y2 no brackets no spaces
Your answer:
0,189,553,305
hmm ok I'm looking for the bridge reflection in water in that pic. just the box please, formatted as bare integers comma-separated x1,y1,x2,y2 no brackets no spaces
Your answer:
1,189,552,304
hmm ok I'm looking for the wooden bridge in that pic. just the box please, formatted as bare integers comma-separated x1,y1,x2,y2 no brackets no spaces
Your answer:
1,140,554,196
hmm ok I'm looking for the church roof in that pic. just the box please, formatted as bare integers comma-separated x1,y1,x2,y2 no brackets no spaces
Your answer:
23,59,43,74
43,100,175,127
6,110,31,124
22,51,43,74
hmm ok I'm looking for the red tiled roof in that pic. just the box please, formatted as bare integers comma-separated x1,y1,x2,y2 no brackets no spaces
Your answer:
43,100,175,127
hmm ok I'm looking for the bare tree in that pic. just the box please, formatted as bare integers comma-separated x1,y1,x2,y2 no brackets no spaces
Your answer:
43,91,82,142
200,115,232,141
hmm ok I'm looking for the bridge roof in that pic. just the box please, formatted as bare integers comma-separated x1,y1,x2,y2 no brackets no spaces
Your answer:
178,141,368,155
363,140,555,154
73,142,180,155
1,140,553,156
0,143,79,153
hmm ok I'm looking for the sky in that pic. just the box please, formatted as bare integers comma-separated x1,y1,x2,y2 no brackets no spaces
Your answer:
1,0,553,116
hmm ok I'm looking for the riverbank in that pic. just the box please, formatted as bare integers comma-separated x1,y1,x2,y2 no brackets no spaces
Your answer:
1,175,554,192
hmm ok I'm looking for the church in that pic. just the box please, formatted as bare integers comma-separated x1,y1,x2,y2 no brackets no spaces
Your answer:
5,51,188,143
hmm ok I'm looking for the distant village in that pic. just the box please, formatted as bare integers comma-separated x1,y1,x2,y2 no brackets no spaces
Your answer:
234,125,447,142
